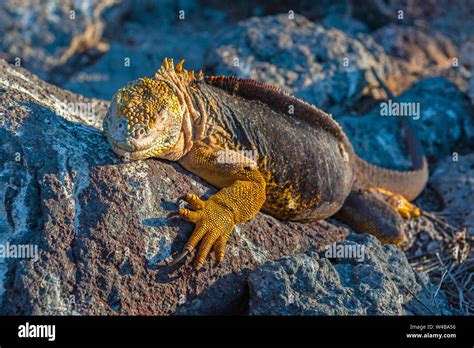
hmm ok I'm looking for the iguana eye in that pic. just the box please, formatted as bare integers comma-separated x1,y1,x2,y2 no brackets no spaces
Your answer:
118,123,123,129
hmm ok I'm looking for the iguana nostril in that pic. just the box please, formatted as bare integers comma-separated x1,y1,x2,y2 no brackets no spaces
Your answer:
136,128,145,137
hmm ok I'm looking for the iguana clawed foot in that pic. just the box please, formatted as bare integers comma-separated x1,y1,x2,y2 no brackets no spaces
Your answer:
369,187,421,219
170,193,235,269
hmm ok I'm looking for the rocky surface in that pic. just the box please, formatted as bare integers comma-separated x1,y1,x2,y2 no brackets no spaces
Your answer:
205,13,398,115
321,13,368,36
373,25,456,72
337,77,474,170
468,77,474,106
431,154,474,237
248,233,453,315
0,0,233,100
62,0,231,100
0,59,349,315
0,57,459,316
1,2,472,316
460,40,474,106
372,24,457,93
0,0,119,82
351,0,474,47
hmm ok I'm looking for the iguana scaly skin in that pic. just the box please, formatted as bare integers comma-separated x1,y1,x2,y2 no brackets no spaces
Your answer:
103,58,429,269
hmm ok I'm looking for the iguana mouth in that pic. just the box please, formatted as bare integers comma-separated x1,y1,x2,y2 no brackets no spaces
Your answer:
107,132,160,159
111,143,155,160
109,132,178,160
114,135,157,151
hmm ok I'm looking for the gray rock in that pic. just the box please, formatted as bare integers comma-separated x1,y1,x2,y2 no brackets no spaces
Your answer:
0,0,120,81
206,13,397,114
0,59,349,315
63,0,228,99
430,153,474,236
248,233,454,315
428,0,474,48
338,77,474,169
350,0,474,68
321,14,369,36
460,41,474,72
0,0,227,99
372,24,458,94
468,77,474,106
373,25,456,71
460,41,474,105
352,0,474,47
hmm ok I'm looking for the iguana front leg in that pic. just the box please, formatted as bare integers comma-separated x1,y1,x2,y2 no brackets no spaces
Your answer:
171,141,266,269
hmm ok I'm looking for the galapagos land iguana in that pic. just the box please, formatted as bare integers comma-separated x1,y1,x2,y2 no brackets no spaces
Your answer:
103,58,429,269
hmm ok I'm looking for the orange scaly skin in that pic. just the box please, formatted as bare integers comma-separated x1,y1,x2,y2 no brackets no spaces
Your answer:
178,141,266,268
103,58,428,269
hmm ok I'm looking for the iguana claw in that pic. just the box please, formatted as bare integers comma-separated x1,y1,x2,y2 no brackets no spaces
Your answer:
167,249,189,267
173,193,236,269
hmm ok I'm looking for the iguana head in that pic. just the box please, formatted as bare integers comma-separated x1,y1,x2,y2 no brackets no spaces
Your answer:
103,58,202,160
103,75,183,160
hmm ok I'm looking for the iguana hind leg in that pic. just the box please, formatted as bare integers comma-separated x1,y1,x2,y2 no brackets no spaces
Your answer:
368,187,421,219
335,189,407,245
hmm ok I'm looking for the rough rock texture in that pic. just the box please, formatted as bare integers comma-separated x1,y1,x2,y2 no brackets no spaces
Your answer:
352,0,474,47
372,24,457,93
0,59,349,315
203,0,352,22
321,13,368,36
205,14,398,115
460,41,474,72
373,25,456,72
460,40,474,106
469,77,474,107
0,0,120,81
0,0,231,100
62,0,233,100
431,154,474,237
414,1,474,48
248,233,453,315
338,77,474,169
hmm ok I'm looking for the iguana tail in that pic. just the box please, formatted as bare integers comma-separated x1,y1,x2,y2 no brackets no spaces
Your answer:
353,153,428,201
352,70,429,201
